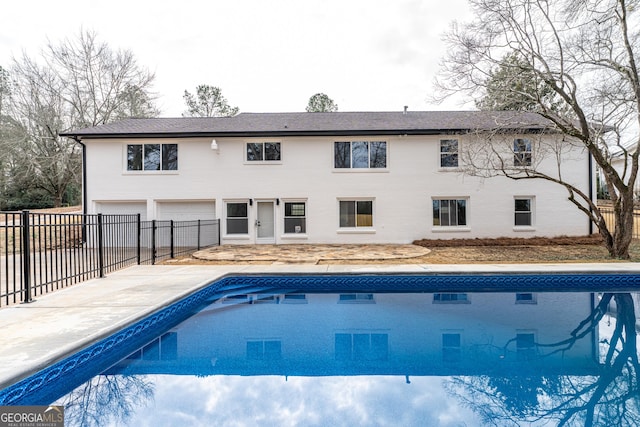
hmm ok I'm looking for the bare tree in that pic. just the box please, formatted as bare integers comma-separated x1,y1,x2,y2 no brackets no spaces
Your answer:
182,84,239,117
306,93,338,112
445,293,640,426
0,66,9,116
436,0,640,259
61,374,154,427
8,29,158,207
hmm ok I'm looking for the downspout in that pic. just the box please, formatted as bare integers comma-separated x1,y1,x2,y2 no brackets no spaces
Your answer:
590,292,597,363
589,153,594,235
71,136,87,216
71,136,88,244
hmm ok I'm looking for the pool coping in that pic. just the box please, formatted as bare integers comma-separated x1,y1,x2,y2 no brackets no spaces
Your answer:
1,262,639,396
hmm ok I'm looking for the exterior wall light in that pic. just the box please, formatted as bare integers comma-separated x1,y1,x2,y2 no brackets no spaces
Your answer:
210,139,218,150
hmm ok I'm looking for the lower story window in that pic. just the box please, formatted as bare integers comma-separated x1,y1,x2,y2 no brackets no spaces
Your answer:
433,199,467,226
339,293,375,303
515,198,533,226
284,202,306,233
516,293,537,304
226,202,248,234
340,200,373,227
433,293,469,303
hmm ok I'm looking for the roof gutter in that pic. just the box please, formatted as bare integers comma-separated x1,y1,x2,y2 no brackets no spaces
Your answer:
59,127,554,140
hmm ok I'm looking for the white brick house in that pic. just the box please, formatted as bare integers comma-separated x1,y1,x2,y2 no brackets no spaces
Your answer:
62,111,594,245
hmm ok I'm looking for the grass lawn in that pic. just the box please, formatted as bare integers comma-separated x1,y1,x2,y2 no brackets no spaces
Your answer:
417,242,640,264
410,236,640,264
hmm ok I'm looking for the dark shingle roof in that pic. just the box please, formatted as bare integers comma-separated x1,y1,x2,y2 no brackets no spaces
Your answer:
61,111,556,139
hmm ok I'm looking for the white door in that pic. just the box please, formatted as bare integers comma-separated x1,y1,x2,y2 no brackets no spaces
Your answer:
256,201,275,243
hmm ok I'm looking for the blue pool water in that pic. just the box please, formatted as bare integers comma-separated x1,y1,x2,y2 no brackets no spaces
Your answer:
1,273,639,426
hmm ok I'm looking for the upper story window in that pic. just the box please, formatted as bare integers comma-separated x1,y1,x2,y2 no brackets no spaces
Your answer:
246,142,281,162
334,141,386,169
513,139,532,167
516,332,537,360
127,144,177,171
442,333,462,363
335,333,388,361
247,340,282,360
440,139,459,168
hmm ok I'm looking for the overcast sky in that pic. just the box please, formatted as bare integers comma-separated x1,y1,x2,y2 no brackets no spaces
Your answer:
0,0,474,117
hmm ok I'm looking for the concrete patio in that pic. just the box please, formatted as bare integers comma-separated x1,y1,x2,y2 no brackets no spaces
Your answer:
191,243,431,263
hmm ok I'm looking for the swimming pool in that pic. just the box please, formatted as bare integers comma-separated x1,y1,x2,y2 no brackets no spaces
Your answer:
1,273,639,426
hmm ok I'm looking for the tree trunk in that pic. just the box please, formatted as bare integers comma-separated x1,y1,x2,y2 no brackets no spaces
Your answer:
53,192,63,208
602,191,635,259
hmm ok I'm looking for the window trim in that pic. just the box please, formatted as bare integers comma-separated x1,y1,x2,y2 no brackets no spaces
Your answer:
333,140,388,171
124,143,179,174
244,141,282,164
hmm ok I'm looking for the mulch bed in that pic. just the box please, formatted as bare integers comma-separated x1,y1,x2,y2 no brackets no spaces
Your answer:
413,235,603,248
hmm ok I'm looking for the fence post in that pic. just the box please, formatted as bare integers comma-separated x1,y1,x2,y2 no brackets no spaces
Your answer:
136,214,141,265
97,214,105,278
21,210,32,303
170,220,175,259
151,220,157,265
197,219,201,250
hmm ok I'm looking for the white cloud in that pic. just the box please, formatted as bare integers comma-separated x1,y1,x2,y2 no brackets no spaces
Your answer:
0,0,473,116
123,374,477,426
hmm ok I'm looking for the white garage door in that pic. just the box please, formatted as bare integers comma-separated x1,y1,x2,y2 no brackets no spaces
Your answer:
156,201,216,221
92,201,147,248
95,201,147,220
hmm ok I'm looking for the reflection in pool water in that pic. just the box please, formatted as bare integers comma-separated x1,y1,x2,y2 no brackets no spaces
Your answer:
53,290,639,426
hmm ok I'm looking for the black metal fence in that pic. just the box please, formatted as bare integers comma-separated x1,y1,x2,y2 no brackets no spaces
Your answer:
0,211,220,307
598,207,640,239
